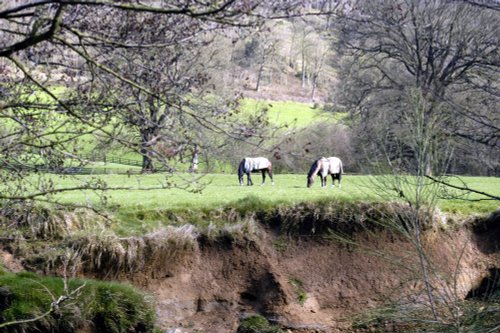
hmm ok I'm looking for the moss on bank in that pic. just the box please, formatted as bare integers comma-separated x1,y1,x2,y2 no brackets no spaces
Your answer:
0,269,155,333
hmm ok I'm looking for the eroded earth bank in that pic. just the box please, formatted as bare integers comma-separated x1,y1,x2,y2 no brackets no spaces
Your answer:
1,203,499,332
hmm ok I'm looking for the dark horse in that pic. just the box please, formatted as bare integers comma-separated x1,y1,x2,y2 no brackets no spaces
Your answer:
238,157,274,186
307,157,343,188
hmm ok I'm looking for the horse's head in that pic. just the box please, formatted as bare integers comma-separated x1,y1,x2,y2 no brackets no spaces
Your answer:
238,158,245,185
307,159,319,187
307,176,314,188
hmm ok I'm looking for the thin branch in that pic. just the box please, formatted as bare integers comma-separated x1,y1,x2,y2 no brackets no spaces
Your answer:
0,280,86,329
425,175,500,201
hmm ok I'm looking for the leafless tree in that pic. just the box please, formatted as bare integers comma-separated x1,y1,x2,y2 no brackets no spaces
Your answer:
327,1,500,329
332,0,499,177
0,0,308,202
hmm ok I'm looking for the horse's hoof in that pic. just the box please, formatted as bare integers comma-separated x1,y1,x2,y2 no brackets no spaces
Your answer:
271,182,275,186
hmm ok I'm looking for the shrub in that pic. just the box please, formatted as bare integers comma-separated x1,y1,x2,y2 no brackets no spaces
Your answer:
237,314,283,333
0,271,155,333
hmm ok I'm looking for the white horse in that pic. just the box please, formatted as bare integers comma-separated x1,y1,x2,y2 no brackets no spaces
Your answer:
307,157,343,188
238,157,274,186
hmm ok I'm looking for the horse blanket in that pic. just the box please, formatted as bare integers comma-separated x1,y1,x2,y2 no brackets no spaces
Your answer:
243,157,270,173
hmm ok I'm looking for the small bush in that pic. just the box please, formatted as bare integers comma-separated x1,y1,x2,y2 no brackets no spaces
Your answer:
350,300,500,333
237,314,283,333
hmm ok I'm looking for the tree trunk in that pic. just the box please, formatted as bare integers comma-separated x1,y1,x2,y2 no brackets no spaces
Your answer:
189,144,199,173
301,52,306,88
256,63,264,92
311,82,317,102
140,130,155,173
141,154,154,173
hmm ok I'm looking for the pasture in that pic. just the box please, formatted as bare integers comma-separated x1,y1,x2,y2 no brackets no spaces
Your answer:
47,172,500,235
240,98,344,127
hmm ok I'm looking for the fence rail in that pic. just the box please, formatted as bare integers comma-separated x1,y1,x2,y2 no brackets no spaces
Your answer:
0,161,145,175
69,153,143,167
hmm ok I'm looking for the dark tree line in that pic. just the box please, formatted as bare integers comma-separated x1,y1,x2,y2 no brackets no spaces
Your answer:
331,0,499,176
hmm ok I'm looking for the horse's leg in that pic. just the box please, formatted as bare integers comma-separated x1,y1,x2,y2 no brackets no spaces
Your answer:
268,167,274,186
247,172,253,186
338,173,342,189
331,174,335,188
261,169,266,185
321,176,326,188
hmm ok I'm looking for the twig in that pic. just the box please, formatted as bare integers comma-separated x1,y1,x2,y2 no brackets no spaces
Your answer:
425,175,500,201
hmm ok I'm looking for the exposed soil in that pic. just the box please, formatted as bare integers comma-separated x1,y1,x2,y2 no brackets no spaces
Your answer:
0,249,24,273
2,210,498,333
139,216,499,333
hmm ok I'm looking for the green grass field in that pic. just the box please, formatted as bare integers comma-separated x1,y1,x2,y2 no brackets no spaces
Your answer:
46,173,500,234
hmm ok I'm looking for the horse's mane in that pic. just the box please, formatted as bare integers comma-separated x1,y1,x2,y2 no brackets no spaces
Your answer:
307,159,320,178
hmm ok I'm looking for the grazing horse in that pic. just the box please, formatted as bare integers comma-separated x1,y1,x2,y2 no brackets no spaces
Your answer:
238,157,274,186
307,157,343,188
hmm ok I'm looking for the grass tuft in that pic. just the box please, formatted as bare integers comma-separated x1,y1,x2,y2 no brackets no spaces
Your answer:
0,204,106,241
237,314,283,333
0,271,155,333
66,226,198,278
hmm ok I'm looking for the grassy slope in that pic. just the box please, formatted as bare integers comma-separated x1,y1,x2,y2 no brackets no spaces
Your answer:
240,98,343,127
4,95,332,165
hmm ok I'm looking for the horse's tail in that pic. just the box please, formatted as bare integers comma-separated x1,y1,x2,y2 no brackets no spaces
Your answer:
339,158,343,175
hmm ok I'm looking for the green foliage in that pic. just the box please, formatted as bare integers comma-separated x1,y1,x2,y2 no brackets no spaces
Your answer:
2,173,498,238
0,271,155,333
88,282,155,333
288,278,307,306
237,315,283,333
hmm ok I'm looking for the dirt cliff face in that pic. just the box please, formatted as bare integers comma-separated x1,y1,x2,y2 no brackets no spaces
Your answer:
3,206,498,333
140,215,499,333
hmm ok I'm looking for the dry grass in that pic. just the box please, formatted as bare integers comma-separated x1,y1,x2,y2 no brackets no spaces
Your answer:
205,217,261,244
67,225,198,278
0,200,457,278
265,200,438,238
0,204,105,240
